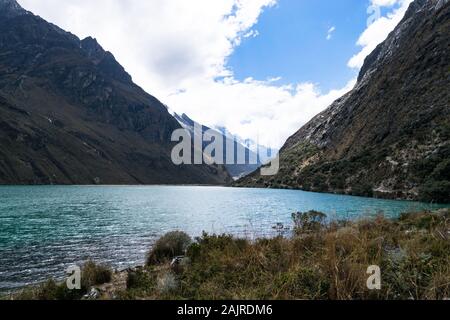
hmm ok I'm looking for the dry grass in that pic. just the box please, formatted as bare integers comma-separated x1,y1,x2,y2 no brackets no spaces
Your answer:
10,261,112,300
7,209,449,300
124,209,449,300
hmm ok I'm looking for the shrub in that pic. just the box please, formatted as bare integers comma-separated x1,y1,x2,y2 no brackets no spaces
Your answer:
146,231,192,265
126,268,157,291
81,260,112,289
292,211,327,233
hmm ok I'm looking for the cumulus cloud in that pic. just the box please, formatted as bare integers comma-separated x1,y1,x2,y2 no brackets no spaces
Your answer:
167,76,356,148
17,0,392,148
19,0,276,94
348,0,413,69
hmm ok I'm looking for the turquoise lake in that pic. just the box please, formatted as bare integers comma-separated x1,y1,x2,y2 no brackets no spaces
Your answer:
0,185,447,292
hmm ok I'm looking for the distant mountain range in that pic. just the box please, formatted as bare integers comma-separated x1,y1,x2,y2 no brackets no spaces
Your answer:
213,125,278,166
174,113,278,179
237,0,450,203
0,0,231,185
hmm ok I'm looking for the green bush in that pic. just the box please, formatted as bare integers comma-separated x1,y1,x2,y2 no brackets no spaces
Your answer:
147,231,192,265
127,268,157,291
292,211,327,233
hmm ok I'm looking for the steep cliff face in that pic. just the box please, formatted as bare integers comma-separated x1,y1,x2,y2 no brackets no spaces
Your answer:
237,0,450,202
0,1,230,185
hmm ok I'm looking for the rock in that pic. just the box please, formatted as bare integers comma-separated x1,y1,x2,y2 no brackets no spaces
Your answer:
435,0,449,11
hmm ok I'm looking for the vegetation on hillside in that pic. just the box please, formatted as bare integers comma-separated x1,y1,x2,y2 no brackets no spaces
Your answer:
236,1,450,204
236,139,450,203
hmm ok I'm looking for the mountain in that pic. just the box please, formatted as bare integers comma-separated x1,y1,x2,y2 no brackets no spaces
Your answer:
0,0,230,185
214,126,278,166
174,113,261,179
237,0,450,203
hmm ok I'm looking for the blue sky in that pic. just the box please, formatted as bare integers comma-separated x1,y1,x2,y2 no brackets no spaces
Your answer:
19,0,412,148
229,0,369,92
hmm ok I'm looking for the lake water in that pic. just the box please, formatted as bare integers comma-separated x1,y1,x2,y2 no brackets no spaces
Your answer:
0,185,447,292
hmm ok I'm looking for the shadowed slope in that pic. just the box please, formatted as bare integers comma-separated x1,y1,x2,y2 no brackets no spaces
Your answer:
0,1,231,185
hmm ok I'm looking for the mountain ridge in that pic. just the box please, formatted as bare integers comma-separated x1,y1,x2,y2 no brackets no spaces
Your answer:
0,0,26,18
0,1,231,185
174,112,261,179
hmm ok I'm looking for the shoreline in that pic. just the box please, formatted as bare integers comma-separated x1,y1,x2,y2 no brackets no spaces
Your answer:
4,208,449,300
1,184,449,206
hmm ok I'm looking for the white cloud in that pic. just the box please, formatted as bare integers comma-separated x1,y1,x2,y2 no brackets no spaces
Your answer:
326,26,336,40
18,0,276,94
167,76,356,148
348,0,413,69
15,1,368,148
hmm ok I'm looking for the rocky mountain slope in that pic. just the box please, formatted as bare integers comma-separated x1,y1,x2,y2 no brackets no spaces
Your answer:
237,0,450,202
0,0,230,185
